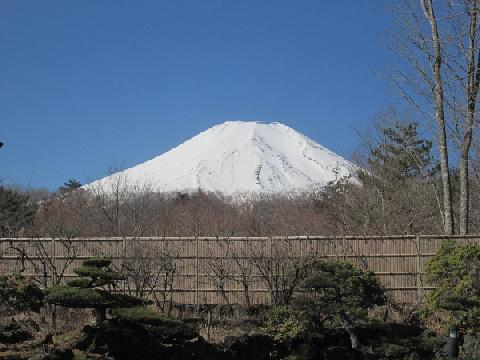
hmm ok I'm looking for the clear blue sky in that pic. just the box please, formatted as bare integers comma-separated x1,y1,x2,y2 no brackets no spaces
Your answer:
1,1,393,190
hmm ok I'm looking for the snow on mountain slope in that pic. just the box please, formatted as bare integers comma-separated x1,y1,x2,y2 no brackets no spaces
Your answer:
84,121,354,194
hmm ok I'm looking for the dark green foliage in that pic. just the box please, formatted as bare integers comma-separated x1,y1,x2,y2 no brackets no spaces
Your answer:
366,121,437,180
112,306,169,325
46,257,145,323
46,285,108,308
294,260,385,326
0,321,35,344
284,341,318,360
438,295,480,312
73,266,126,281
109,293,151,308
66,277,92,288
75,319,208,360
294,260,385,350
264,260,386,351
46,286,145,309
82,257,112,268
424,240,480,331
58,178,82,195
376,340,414,359
223,334,274,360
0,185,37,236
143,321,198,344
71,258,125,285
0,274,44,315
263,319,441,360
368,329,443,360
112,307,198,343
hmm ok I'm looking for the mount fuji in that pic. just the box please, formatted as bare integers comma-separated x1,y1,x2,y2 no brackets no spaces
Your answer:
85,121,354,195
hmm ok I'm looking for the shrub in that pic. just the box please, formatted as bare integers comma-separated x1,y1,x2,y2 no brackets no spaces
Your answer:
424,240,480,331
66,277,93,288
262,306,310,344
73,266,126,281
112,307,168,325
112,307,198,343
82,257,112,268
371,333,443,360
0,274,44,315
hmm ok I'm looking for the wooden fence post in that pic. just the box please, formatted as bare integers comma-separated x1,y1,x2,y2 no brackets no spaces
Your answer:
195,235,199,306
50,238,58,333
51,238,56,285
122,237,127,292
415,235,424,304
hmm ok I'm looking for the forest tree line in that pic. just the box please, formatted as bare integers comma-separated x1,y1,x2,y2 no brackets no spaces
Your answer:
2,111,480,237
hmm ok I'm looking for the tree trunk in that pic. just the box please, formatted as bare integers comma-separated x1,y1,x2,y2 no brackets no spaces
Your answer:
94,307,107,325
460,1,479,235
420,0,454,235
339,310,360,350
460,130,473,235
241,280,252,311
47,303,57,334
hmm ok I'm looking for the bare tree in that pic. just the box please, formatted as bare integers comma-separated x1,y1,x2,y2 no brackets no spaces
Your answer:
392,0,480,234
203,239,234,311
150,241,181,315
248,238,309,307
230,239,254,309
121,238,182,315
5,238,78,287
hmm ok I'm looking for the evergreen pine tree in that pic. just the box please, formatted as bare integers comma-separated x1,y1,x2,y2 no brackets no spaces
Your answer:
366,122,437,181
45,258,146,324
58,178,82,195
293,260,385,350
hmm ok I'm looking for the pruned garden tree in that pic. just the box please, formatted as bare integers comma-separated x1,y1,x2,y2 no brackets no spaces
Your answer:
45,257,146,324
293,260,385,350
45,258,197,360
111,306,197,345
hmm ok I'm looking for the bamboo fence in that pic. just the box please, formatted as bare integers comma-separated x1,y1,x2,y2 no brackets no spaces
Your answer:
1,235,479,305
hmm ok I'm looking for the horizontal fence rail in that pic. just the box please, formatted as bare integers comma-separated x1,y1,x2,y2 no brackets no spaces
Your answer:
1,235,480,305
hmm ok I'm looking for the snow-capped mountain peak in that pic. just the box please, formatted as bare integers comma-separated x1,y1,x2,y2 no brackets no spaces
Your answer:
85,121,353,194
